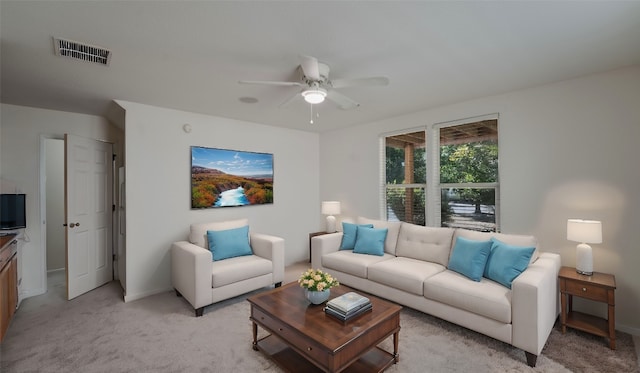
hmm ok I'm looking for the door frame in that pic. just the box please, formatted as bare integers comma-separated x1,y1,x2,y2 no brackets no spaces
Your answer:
37,134,63,297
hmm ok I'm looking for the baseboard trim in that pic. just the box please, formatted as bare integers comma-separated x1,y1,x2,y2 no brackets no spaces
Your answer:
617,323,640,337
19,287,46,304
123,286,171,303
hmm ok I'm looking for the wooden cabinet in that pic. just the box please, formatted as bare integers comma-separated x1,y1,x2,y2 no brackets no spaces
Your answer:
0,234,18,342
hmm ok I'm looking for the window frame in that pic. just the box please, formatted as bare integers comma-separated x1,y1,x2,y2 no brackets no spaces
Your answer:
381,114,500,231
433,114,500,231
379,126,427,223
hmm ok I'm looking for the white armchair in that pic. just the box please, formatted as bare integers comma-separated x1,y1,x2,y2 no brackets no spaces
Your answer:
171,218,284,316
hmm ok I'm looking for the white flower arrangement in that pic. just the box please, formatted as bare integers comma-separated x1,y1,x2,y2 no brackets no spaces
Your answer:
298,268,339,292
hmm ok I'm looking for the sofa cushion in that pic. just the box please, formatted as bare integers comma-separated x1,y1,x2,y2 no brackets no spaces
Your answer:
447,237,492,282
322,250,394,279
353,226,387,256
483,237,535,289
340,222,374,250
356,217,402,256
453,229,539,263
190,218,249,249
368,257,445,295
424,270,512,324
206,225,253,261
211,254,272,288
396,224,455,266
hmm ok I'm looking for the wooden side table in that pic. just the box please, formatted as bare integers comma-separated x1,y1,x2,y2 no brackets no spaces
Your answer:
558,266,616,349
309,231,329,263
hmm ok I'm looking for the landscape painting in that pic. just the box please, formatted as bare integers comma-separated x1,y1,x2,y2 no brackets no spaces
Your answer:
191,146,273,209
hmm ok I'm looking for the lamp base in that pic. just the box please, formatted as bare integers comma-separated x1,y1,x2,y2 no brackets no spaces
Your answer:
576,269,593,276
326,215,336,233
575,243,593,276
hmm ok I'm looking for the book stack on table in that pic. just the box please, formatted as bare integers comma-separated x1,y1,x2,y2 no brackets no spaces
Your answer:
325,292,372,321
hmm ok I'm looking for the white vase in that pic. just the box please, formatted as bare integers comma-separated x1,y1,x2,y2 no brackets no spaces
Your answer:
305,289,330,305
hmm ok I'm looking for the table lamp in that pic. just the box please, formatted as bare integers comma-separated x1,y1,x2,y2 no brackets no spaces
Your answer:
567,219,602,276
321,201,341,233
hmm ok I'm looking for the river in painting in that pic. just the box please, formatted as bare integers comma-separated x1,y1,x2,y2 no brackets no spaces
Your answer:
214,187,250,207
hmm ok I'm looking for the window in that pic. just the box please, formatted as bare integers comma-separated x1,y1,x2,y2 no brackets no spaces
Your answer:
383,130,426,225
382,115,499,232
437,118,499,232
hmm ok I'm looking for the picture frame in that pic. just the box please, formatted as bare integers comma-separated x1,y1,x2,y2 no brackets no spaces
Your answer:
191,146,273,209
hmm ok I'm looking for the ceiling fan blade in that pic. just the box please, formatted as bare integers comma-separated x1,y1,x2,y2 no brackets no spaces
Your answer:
330,77,389,89
238,80,303,87
279,90,302,108
299,55,320,81
326,90,360,110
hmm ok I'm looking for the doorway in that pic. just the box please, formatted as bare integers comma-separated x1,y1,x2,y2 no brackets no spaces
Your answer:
44,138,66,298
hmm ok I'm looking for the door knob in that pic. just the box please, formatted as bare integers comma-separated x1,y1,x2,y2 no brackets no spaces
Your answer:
69,222,80,228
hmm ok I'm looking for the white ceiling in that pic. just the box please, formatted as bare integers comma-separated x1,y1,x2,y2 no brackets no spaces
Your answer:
2,1,640,132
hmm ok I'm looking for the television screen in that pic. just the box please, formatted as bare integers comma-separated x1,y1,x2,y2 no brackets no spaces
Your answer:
0,194,26,230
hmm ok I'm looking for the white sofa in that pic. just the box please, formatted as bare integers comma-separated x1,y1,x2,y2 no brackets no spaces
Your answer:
171,219,284,317
311,217,561,367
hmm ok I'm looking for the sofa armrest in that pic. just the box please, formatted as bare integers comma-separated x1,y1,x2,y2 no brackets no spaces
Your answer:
251,233,285,284
171,241,213,309
511,252,561,355
311,232,343,270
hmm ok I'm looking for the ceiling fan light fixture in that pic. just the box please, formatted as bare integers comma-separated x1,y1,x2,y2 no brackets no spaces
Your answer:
301,87,327,104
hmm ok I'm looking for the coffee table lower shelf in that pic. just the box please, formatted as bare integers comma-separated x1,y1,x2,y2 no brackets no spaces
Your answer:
255,334,396,373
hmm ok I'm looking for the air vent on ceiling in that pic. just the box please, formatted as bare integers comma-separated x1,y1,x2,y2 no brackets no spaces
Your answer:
53,37,111,66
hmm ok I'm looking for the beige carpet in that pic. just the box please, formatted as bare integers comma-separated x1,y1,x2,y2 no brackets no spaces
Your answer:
1,266,637,373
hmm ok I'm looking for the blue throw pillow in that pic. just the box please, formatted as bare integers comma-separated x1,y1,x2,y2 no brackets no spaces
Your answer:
484,238,535,288
206,225,253,261
353,226,388,256
340,222,374,250
447,237,492,282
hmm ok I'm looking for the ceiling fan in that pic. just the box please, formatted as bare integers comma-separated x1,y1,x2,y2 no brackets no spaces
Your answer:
238,55,389,110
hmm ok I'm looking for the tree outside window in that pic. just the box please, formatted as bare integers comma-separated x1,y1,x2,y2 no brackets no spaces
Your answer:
438,119,498,232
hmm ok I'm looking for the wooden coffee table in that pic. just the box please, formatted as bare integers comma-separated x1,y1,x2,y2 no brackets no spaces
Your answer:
248,282,402,372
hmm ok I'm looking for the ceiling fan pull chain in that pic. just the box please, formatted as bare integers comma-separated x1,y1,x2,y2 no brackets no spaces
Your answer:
310,103,314,124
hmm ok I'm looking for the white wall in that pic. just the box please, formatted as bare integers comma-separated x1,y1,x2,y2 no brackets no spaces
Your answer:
320,65,640,334
0,104,124,299
117,101,320,302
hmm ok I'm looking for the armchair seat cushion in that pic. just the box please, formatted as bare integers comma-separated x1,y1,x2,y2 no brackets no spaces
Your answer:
211,254,273,288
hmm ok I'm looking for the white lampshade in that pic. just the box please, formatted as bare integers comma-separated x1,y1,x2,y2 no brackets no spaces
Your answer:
567,219,602,244
321,201,341,215
567,219,602,276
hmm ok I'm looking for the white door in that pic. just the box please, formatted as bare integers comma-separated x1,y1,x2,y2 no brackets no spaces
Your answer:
65,134,113,300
